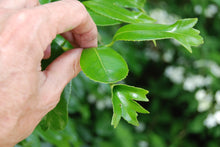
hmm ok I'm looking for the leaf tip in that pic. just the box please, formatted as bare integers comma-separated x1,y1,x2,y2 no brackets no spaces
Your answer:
146,110,150,114
111,120,119,128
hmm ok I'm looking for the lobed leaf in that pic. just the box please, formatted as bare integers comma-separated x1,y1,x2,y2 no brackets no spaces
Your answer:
113,18,204,52
111,84,149,128
83,1,155,24
80,47,128,83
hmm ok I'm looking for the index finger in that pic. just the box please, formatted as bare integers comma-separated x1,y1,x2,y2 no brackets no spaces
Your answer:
36,0,97,48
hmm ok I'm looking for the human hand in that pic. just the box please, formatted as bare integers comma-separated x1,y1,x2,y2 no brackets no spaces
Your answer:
0,0,97,146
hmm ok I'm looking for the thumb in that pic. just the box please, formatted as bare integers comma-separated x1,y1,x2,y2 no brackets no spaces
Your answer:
42,48,82,101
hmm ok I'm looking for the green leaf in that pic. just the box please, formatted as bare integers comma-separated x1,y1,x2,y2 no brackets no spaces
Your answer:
111,84,149,128
114,123,135,147
113,0,146,8
90,0,146,8
83,1,155,24
113,18,204,52
19,130,41,147
37,119,82,147
40,80,73,130
39,0,51,4
41,38,64,70
212,0,220,6
87,8,122,26
80,47,128,83
54,35,73,51
40,35,72,131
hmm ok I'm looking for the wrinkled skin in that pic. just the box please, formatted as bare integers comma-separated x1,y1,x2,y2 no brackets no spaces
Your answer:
0,0,97,146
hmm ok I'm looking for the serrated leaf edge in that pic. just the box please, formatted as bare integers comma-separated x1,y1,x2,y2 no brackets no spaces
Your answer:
110,84,149,128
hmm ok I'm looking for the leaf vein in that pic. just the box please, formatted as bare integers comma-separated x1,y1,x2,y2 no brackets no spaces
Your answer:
93,48,108,76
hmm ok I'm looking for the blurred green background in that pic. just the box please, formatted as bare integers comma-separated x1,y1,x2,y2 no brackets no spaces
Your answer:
18,0,220,147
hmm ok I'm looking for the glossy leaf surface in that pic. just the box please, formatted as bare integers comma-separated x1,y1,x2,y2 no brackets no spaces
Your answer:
111,84,149,128
80,47,128,83
87,8,121,26
113,0,146,8
83,1,155,24
113,18,204,52
54,35,73,51
39,0,51,4
90,0,146,8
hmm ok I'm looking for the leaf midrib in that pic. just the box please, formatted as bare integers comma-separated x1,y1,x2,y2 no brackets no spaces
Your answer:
114,29,197,41
85,1,153,23
93,48,108,77
86,2,133,21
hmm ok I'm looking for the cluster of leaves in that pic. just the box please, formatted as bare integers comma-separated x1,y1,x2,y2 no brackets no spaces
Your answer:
38,0,203,130
18,0,220,147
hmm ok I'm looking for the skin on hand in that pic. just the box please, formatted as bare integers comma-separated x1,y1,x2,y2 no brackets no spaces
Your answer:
0,0,97,146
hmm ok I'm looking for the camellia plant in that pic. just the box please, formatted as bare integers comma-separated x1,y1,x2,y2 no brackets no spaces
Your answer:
39,0,203,131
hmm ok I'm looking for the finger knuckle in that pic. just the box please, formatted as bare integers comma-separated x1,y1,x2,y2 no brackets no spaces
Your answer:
69,0,89,22
11,10,32,26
